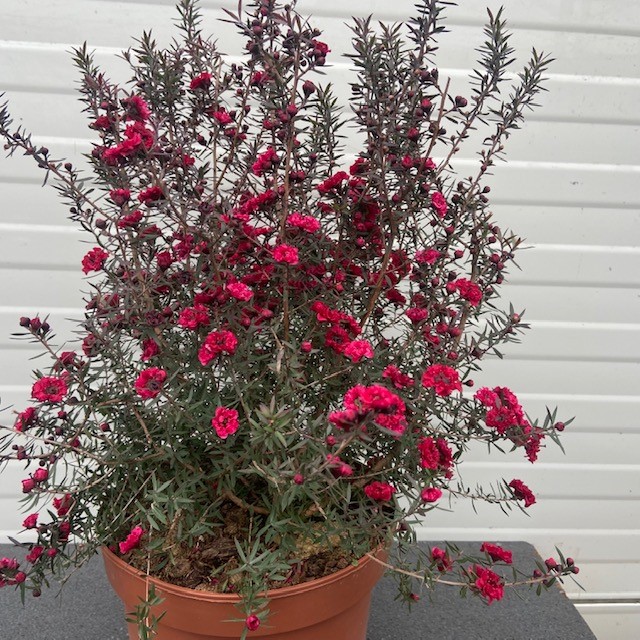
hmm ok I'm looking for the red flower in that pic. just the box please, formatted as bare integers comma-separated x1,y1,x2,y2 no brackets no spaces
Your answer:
317,171,348,194
122,95,150,121
22,514,38,529
33,468,49,483
31,376,68,403
252,147,278,176
287,212,321,233
117,210,144,228
431,546,452,572
421,487,442,503
227,282,254,301
245,615,260,631
415,248,440,265
119,525,145,554
21,478,36,493
190,72,212,91
430,191,448,218
58,521,71,541
134,367,167,399
14,407,37,432
472,565,504,604
198,330,238,365
417,437,452,475
343,339,374,363
141,338,160,361
178,305,210,330
382,365,414,389
109,189,131,205
90,114,111,130
273,244,299,265
156,250,174,270
81,247,109,274
138,185,164,205
509,478,536,508
405,307,428,325
211,407,240,439
364,481,396,502
25,546,44,564
53,494,73,517
421,364,461,396
480,542,513,564
326,454,353,477
211,108,233,125
453,278,482,306
342,384,407,435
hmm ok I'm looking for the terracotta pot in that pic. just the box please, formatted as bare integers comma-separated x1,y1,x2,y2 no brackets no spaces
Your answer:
102,546,387,640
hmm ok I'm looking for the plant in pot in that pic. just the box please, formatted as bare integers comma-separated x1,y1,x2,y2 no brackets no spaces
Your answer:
0,0,578,638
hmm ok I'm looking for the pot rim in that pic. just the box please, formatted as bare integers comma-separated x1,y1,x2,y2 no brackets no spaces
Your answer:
101,545,387,603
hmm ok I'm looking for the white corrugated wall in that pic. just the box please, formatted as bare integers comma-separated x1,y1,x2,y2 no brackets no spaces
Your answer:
0,1,638,638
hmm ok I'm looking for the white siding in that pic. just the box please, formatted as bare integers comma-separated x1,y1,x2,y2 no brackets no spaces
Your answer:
0,1,639,638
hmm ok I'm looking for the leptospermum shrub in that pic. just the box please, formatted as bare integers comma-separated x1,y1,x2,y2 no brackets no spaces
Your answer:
0,0,578,635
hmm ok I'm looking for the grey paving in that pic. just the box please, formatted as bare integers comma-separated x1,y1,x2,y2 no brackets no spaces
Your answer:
0,542,596,639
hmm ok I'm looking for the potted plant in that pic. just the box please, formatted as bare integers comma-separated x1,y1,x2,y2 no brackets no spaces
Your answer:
0,0,579,638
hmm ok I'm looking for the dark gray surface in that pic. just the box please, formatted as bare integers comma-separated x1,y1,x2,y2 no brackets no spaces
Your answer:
0,542,596,640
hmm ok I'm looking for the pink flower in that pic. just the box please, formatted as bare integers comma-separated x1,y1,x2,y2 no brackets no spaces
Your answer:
211,407,240,439
421,487,442,503
119,525,145,555
22,514,38,529
81,247,109,274
431,191,448,218
417,437,453,475
245,615,260,631
134,367,167,399
190,72,212,91
227,282,254,301
382,365,414,389
31,376,68,403
198,330,238,365
421,364,462,396
509,478,536,507
342,384,407,436
472,565,504,604
364,481,396,502
343,340,374,363
178,305,210,330
480,543,513,564
273,244,299,265
301,341,312,353
287,212,321,233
